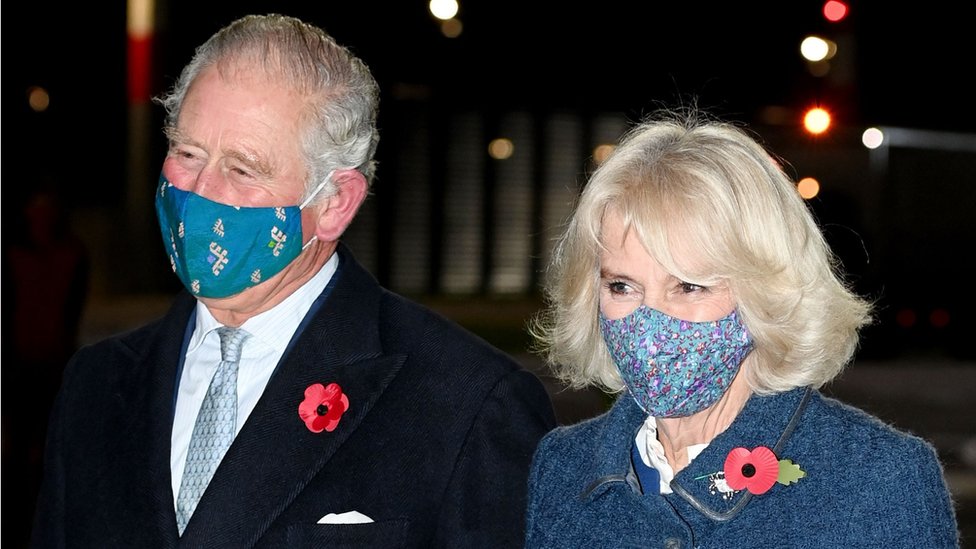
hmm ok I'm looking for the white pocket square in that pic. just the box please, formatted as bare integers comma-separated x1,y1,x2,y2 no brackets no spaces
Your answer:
317,510,374,524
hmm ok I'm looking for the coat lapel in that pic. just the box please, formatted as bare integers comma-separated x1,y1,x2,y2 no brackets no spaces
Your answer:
113,292,195,547
178,247,406,547
668,388,812,524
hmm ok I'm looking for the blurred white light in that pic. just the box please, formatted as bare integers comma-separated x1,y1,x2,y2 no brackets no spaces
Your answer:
803,108,831,134
429,0,459,20
862,127,884,149
801,36,831,62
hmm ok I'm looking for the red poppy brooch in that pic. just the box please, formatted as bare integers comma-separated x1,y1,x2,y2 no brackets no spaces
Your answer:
721,446,806,495
298,383,349,433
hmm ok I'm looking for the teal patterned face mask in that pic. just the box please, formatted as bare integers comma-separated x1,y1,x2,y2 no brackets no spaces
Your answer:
154,173,327,298
600,306,754,418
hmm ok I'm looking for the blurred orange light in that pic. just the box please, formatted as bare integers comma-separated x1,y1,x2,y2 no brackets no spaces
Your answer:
593,144,615,165
823,0,848,22
803,107,831,134
796,177,820,199
488,138,514,160
440,17,463,38
28,86,50,112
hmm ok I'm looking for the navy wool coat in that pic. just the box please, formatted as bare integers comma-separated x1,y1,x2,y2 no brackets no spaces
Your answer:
32,243,557,548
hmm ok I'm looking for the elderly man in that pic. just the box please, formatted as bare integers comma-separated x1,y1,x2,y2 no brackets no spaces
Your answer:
32,14,556,548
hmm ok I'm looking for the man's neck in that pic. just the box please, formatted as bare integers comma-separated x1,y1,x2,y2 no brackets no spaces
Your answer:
201,240,337,327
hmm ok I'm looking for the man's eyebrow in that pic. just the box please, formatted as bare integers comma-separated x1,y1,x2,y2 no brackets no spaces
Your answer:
163,125,188,144
163,126,209,153
162,126,275,178
224,148,275,179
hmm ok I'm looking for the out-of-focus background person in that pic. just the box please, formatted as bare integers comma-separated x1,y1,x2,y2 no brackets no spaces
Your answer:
2,187,91,541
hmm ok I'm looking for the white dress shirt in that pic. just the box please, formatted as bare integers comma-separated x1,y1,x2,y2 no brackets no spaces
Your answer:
170,253,338,505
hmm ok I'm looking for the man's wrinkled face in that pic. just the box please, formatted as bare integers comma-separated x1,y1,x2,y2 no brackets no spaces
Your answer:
162,64,309,211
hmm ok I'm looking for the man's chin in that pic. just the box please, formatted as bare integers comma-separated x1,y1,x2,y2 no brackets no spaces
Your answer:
196,286,255,306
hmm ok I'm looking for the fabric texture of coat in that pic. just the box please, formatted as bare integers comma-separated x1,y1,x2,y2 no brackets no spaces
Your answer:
32,243,557,548
525,386,959,548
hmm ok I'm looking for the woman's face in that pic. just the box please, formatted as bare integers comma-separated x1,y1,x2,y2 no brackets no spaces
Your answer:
599,212,735,322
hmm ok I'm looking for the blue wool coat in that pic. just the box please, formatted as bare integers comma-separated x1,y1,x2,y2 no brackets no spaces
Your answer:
525,387,960,548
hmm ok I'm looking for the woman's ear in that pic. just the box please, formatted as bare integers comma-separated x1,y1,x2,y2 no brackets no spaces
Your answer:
311,169,368,242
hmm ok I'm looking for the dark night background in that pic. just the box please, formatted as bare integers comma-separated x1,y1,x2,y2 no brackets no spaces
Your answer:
6,0,976,356
4,1,976,546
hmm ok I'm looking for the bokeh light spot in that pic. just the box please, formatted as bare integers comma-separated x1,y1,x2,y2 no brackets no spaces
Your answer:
488,138,514,160
896,308,917,328
797,177,820,199
28,86,50,112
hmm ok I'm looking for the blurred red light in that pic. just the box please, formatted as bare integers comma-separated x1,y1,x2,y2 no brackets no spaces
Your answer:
823,0,848,22
929,308,950,328
895,309,917,328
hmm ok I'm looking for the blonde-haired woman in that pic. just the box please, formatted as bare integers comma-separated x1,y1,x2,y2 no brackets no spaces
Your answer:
525,112,959,548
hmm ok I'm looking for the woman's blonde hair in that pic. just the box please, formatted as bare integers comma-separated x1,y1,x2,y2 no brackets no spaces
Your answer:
530,111,872,395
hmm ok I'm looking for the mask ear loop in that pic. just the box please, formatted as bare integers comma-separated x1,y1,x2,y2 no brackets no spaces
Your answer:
299,169,335,210
299,170,337,250
301,236,318,251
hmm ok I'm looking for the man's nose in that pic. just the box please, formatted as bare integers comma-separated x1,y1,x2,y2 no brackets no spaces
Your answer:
188,164,226,202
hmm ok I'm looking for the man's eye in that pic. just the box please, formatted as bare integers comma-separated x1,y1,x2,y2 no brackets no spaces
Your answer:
229,167,253,178
170,148,197,160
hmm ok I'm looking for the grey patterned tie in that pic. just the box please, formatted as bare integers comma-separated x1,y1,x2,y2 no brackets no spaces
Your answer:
175,326,249,535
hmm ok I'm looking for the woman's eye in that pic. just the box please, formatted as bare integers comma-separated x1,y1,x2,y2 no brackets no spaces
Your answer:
678,282,705,294
607,281,631,295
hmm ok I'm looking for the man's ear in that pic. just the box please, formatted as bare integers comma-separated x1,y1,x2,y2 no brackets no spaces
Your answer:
312,169,368,242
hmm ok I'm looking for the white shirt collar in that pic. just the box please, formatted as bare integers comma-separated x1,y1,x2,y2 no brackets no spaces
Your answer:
635,415,709,495
187,252,339,353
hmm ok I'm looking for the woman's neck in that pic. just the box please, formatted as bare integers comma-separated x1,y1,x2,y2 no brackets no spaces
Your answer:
655,370,753,472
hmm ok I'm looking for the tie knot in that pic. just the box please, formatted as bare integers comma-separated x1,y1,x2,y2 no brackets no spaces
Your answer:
216,327,249,363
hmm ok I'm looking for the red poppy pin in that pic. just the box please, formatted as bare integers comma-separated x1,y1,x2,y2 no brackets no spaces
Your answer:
298,382,349,433
722,446,806,495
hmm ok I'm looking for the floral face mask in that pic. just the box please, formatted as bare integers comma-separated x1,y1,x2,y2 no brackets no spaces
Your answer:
600,306,754,417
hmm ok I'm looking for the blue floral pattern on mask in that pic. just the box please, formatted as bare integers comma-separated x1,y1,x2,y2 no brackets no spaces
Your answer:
600,306,754,417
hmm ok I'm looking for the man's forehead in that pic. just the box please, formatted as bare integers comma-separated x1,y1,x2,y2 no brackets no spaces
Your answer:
166,59,313,178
